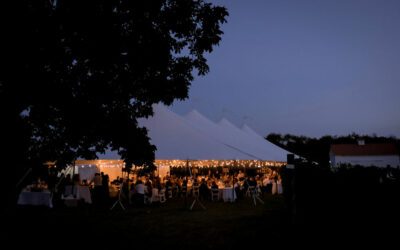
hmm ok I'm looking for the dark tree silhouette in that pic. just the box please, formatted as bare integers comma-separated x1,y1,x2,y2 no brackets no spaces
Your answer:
1,0,228,179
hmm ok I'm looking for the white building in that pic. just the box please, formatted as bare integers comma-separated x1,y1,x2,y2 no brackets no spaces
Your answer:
330,143,400,168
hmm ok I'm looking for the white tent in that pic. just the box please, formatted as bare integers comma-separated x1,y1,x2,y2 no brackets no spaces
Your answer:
238,123,291,161
218,118,287,161
184,109,289,161
75,104,289,177
139,104,258,160
242,124,264,138
183,109,260,159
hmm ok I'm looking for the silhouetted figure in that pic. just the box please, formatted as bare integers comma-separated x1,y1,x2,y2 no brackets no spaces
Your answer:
93,173,103,206
133,180,145,206
102,173,110,204
199,178,209,200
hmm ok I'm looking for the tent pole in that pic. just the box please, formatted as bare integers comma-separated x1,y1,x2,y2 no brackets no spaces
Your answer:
69,159,76,198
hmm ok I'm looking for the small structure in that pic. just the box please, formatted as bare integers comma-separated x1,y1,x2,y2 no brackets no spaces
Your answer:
330,142,400,168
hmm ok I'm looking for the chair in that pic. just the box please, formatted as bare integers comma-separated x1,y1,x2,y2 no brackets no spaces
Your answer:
158,189,166,203
180,186,188,198
211,188,219,201
151,188,159,203
246,186,255,197
192,185,200,197
166,186,173,198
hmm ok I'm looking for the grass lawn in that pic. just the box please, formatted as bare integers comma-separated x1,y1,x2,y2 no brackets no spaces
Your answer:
10,195,291,249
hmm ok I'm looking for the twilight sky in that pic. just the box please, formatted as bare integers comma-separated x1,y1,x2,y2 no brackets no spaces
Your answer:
171,0,400,138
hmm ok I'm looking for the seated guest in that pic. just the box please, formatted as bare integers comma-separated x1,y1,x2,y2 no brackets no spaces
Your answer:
211,181,219,190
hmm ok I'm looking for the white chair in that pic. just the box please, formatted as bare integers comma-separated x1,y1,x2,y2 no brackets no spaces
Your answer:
151,188,159,203
158,189,166,203
211,188,219,201
166,186,173,198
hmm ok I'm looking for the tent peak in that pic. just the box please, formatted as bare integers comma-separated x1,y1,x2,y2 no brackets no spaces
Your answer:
241,124,264,138
218,117,240,130
186,109,205,118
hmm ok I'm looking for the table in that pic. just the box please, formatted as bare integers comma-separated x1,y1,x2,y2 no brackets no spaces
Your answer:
221,187,236,202
64,185,92,204
17,190,53,208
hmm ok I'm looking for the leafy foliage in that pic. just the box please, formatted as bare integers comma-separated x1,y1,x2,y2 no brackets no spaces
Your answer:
1,0,228,171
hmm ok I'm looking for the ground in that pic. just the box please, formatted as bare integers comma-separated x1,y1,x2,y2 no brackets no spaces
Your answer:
9,195,290,249
9,187,399,248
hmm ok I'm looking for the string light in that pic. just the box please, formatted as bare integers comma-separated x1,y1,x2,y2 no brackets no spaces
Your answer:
75,159,285,168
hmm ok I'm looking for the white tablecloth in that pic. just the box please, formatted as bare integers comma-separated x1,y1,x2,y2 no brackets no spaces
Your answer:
221,188,236,202
17,190,53,208
64,185,92,204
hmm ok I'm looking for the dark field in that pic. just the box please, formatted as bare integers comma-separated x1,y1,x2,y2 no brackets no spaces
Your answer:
10,195,290,249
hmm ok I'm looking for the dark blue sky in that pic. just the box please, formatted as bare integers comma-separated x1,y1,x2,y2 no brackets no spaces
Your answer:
171,0,400,138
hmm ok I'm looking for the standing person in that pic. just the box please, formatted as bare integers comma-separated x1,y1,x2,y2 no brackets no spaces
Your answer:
144,177,153,204
265,175,273,194
277,176,283,194
47,167,57,193
199,178,209,200
93,173,103,206
262,175,269,194
102,173,110,204
272,174,278,195
180,177,188,198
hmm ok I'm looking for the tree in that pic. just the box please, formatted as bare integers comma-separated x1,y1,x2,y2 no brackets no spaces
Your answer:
1,0,228,178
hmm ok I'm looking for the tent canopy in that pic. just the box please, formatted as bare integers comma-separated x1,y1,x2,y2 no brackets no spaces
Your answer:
75,104,289,177
138,104,257,160
96,104,289,162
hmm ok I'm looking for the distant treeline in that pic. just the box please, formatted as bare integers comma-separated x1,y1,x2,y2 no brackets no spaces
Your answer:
266,133,400,166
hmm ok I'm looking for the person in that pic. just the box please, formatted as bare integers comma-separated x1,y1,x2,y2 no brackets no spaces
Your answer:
233,178,241,199
144,178,153,204
64,174,73,185
72,174,80,185
165,178,173,198
265,175,273,194
238,170,245,180
57,173,68,195
47,168,57,193
214,170,220,179
133,179,145,206
92,173,103,205
211,180,219,190
272,175,278,195
102,173,110,202
199,178,209,200
247,177,257,188
277,176,283,194
120,178,130,203
210,181,219,201
180,178,188,198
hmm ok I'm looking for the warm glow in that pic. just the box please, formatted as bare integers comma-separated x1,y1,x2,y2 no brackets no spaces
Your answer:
75,159,285,168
